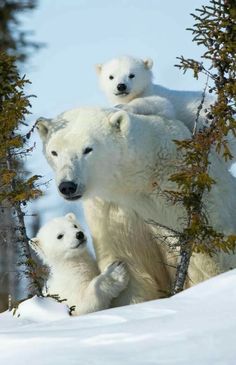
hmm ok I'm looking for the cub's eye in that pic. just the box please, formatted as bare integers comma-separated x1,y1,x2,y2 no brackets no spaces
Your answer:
74,225,78,228
83,147,93,155
51,151,58,156
129,74,135,79
57,234,64,240
109,75,114,80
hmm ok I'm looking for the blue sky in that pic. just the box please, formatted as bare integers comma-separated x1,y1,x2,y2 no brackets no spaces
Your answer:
22,0,211,231
25,0,209,118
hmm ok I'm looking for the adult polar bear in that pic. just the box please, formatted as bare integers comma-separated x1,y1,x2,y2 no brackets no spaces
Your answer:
37,108,236,305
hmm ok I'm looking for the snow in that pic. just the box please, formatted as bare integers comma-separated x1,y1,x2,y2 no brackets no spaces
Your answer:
14,296,69,322
229,162,236,178
1,270,236,365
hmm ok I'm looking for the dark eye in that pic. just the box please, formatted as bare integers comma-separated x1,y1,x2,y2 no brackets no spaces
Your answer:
109,75,114,80
74,225,78,228
57,234,64,240
129,74,135,79
83,147,93,155
51,151,58,156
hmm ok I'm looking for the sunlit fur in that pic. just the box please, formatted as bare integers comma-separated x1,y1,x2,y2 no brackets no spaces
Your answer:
37,108,236,304
96,55,212,131
30,213,129,315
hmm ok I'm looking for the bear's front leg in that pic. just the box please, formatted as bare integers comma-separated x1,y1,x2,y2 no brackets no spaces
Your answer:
100,261,130,298
115,95,175,119
77,261,129,315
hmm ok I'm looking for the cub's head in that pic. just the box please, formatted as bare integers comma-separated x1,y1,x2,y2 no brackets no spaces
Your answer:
96,55,153,104
36,108,138,202
30,213,87,265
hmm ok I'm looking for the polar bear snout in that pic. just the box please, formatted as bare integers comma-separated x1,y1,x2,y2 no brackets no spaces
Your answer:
116,83,128,94
58,181,85,200
72,230,87,249
59,181,77,195
76,231,85,241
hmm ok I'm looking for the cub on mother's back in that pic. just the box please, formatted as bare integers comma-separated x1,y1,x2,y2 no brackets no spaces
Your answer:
96,55,210,131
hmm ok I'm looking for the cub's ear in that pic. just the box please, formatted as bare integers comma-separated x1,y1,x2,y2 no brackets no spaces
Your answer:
95,63,103,75
35,117,52,141
143,58,153,70
65,212,76,221
108,110,129,133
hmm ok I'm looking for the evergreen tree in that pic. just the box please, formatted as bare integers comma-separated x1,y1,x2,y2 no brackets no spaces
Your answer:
167,0,236,294
0,0,43,311
0,53,43,304
0,0,43,63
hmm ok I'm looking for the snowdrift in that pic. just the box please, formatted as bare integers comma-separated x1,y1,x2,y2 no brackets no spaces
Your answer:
1,269,236,365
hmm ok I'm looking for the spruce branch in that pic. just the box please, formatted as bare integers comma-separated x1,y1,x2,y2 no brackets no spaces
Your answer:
168,0,236,295
0,52,43,297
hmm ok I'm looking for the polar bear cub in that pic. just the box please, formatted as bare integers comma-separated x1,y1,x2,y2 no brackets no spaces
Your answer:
30,213,129,315
96,55,210,131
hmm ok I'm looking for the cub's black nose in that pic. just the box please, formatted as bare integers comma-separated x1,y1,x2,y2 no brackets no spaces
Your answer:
59,181,77,196
117,83,127,92
76,231,85,240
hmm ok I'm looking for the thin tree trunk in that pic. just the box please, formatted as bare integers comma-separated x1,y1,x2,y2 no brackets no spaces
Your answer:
6,154,42,297
0,205,17,311
171,245,192,295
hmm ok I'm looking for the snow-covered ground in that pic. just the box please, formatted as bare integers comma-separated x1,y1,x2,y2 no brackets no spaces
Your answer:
1,269,236,365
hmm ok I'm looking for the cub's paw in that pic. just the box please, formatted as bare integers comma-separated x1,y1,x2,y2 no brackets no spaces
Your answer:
114,104,125,109
106,261,129,289
114,104,131,112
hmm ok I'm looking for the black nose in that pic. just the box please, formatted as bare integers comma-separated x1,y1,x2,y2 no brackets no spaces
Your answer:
76,231,85,240
117,83,127,92
59,181,77,196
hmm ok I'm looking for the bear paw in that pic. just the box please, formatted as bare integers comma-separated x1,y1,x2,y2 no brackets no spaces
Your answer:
115,104,133,113
105,261,129,294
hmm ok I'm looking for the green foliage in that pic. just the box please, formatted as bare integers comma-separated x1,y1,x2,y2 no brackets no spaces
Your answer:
169,0,236,294
0,52,42,205
0,1,44,308
0,0,43,63
176,0,236,156
0,52,43,295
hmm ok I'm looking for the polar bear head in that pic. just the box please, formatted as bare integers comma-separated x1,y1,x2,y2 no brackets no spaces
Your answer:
36,107,159,202
30,213,87,265
96,56,153,104
36,107,182,206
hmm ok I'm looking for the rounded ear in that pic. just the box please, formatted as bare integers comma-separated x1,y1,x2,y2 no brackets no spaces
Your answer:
109,110,129,133
95,63,102,75
35,117,52,141
65,212,76,221
143,58,153,70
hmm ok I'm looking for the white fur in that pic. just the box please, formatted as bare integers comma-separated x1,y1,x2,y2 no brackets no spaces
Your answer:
30,213,129,315
37,108,236,304
96,55,211,131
